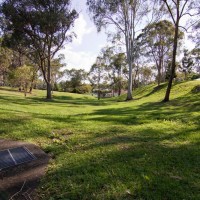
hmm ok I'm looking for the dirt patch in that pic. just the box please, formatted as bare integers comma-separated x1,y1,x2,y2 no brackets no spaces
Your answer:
0,139,50,200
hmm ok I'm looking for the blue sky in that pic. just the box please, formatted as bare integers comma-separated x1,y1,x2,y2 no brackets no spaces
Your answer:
60,0,108,72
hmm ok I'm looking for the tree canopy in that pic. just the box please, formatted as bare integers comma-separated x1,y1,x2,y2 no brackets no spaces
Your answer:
1,0,78,99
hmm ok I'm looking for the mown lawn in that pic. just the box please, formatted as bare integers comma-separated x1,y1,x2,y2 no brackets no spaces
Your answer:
0,81,200,200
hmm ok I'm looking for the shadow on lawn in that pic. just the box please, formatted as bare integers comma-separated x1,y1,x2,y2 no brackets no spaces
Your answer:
0,87,18,92
137,84,167,99
40,135,200,200
0,112,29,136
0,93,111,107
88,91,200,126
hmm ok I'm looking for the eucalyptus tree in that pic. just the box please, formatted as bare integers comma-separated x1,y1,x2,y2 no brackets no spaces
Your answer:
161,0,200,102
63,68,88,93
9,65,35,96
110,53,127,96
1,0,78,99
181,49,193,79
191,22,200,74
191,48,200,74
51,54,66,91
87,0,158,100
137,20,182,85
89,56,107,100
140,66,153,85
0,41,12,85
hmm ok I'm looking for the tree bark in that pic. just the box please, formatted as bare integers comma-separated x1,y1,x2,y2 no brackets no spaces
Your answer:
163,22,179,102
126,60,133,100
158,67,161,86
117,69,121,96
47,81,52,99
46,55,52,99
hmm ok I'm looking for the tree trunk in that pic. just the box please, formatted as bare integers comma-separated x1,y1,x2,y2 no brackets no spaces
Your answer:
29,86,33,94
24,83,28,97
158,68,161,86
46,57,52,100
163,23,179,102
47,82,52,99
126,61,133,100
97,90,100,100
157,57,163,86
184,71,187,80
118,82,121,96
118,70,121,96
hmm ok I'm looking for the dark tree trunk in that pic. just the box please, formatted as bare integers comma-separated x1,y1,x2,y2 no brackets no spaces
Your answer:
46,83,52,99
163,23,179,102
46,56,52,100
157,58,162,86
29,86,33,94
24,83,28,97
118,85,121,96
118,69,122,96
97,90,100,100
158,68,161,86
126,62,133,101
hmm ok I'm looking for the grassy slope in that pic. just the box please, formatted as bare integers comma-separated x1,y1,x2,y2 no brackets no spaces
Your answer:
0,81,200,200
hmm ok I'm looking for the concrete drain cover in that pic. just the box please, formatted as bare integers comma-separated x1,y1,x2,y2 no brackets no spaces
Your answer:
0,146,36,170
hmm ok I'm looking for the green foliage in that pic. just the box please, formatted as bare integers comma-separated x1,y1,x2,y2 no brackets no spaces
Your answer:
1,0,78,99
181,49,194,80
190,73,200,80
8,65,34,92
62,68,88,93
74,84,92,94
0,80,199,199
165,61,178,80
137,20,183,85
0,40,12,85
191,48,200,73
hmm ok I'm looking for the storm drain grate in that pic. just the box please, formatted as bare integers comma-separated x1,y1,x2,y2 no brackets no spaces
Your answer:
0,146,36,170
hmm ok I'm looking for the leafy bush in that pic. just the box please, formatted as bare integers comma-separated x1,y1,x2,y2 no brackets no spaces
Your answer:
190,73,200,80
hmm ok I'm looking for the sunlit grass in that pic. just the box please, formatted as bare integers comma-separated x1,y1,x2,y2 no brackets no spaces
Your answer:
0,80,200,199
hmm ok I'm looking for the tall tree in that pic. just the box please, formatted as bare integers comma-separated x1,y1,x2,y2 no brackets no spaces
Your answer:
191,21,200,74
51,54,66,91
109,53,127,96
9,65,35,96
181,49,193,79
0,40,12,86
64,68,88,93
1,0,78,99
87,0,156,100
161,0,199,102
137,20,182,85
191,48,200,74
89,56,106,100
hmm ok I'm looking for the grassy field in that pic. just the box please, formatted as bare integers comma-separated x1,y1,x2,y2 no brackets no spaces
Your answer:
0,80,200,200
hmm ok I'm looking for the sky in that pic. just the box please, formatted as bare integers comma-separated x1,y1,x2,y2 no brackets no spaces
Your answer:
60,0,108,72
60,0,196,72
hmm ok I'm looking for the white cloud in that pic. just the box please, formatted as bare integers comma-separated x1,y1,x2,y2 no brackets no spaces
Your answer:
58,12,107,71
72,14,94,45
61,47,96,72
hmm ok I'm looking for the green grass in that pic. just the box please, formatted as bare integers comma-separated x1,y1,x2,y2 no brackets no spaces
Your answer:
0,80,200,200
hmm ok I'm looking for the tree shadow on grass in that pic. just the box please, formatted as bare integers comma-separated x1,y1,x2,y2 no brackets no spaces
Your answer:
40,136,200,200
137,84,167,99
88,90,200,127
0,117,29,136
0,93,112,107
0,87,18,92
